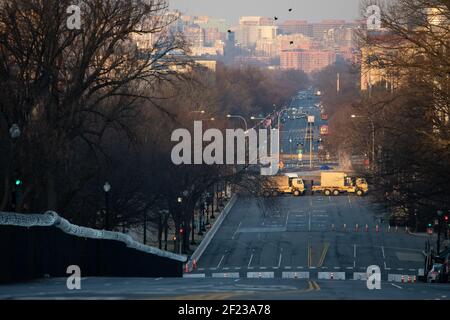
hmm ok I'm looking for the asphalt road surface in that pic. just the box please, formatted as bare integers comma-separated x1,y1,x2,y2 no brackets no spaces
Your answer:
1,277,448,300
194,195,428,280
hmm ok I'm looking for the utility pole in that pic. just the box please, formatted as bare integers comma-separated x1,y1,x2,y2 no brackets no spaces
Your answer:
337,73,340,93
437,210,443,254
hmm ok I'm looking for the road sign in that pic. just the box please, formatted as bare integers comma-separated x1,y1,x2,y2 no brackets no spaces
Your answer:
307,116,315,123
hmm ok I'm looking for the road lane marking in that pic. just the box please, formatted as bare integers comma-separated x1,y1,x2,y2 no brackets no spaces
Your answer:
318,242,330,267
391,283,402,289
384,262,387,269
285,212,290,227
307,244,312,268
346,267,353,270
354,244,357,258
278,253,283,268
308,213,311,231
247,254,254,268
216,255,225,269
232,222,242,240
348,195,351,205
381,246,386,259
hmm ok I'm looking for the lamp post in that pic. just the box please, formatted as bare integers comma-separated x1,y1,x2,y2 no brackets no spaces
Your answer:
351,115,375,170
437,210,443,254
9,124,21,212
103,182,111,230
227,114,248,131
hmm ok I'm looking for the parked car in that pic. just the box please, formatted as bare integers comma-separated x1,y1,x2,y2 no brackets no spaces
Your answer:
427,263,443,283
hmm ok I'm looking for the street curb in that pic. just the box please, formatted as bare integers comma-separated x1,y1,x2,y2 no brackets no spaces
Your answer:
188,194,238,271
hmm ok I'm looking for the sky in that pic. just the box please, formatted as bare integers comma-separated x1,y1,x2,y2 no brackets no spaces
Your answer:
169,0,362,25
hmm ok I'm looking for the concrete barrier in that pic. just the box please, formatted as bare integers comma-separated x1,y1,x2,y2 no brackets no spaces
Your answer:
282,271,310,279
353,272,368,280
247,272,274,279
212,273,240,278
183,273,206,278
318,272,345,280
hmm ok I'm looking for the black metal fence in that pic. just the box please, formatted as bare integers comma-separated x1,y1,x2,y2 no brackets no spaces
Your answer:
0,225,185,284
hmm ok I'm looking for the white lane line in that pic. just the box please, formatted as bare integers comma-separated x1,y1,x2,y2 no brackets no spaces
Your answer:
346,267,353,270
308,212,311,231
381,246,386,259
216,255,225,269
385,267,391,270
285,212,290,227
278,253,282,268
334,267,341,269
354,244,357,258
397,268,404,271
234,267,241,270
391,283,403,289
384,261,387,270
297,266,304,269
348,195,351,205
155,278,163,281
260,267,267,270
223,267,230,270
232,222,242,240
247,254,254,268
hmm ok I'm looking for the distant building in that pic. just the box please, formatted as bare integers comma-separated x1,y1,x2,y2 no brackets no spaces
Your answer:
279,20,312,37
281,49,336,73
237,16,273,48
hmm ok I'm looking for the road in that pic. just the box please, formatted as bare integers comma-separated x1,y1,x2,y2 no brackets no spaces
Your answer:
1,276,448,300
193,195,428,281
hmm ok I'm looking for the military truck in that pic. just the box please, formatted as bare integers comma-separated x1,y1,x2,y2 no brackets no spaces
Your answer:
262,175,305,197
312,172,368,196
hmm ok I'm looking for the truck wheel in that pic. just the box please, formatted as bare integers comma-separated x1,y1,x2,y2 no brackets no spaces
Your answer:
293,190,301,196
324,190,331,196
333,190,340,196
356,189,364,196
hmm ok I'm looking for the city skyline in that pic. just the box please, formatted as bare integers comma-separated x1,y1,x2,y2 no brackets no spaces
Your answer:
169,0,362,25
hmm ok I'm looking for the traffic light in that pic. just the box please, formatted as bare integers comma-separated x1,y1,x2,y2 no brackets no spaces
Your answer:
15,179,22,187
444,215,449,223
180,228,184,235
428,223,432,228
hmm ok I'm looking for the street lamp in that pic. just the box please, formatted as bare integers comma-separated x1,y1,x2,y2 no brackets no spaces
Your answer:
227,114,248,131
190,110,206,114
103,182,111,230
351,114,375,170
10,124,21,212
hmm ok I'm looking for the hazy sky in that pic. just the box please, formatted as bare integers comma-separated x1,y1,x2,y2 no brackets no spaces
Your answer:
169,0,362,25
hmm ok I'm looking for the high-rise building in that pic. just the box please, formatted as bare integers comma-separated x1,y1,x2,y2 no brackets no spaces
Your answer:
237,16,273,48
279,20,312,37
281,49,336,73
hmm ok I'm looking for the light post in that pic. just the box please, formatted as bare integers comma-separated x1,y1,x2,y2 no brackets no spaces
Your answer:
227,114,248,131
190,110,206,115
351,114,375,170
103,182,111,230
437,210,443,254
9,124,21,212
